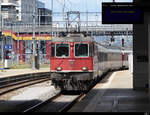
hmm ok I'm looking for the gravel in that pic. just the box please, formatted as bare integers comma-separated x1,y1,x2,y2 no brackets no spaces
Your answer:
0,80,60,112
10,81,60,101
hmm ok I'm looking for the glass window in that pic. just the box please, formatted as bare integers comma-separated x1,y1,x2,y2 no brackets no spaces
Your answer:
2,7,8,11
75,44,88,57
89,44,94,57
56,44,69,57
51,44,55,57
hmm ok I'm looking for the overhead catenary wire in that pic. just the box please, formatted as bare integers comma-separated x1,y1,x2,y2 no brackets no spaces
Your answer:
55,0,70,12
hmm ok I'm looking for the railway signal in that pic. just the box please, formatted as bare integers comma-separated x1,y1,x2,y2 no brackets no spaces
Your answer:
5,50,11,59
122,38,125,48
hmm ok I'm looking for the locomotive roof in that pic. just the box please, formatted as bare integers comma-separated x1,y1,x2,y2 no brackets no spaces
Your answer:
51,34,94,42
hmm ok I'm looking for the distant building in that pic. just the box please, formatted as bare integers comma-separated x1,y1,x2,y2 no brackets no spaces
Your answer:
38,8,52,25
1,0,39,24
16,0,38,24
1,0,18,21
38,1,45,8
1,0,51,25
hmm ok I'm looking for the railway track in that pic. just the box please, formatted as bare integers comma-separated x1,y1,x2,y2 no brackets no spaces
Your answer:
0,72,50,88
23,92,86,112
0,70,112,112
0,72,51,96
22,71,110,112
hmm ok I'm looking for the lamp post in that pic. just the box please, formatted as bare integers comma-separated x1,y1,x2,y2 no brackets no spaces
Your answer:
49,0,53,72
38,9,41,66
32,0,36,70
0,0,4,68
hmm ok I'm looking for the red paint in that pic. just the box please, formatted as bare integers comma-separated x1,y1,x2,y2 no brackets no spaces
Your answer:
51,58,93,71
19,41,25,63
50,42,94,72
122,53,125,61
14,41,17,54
14,40,25,63
46,41,51,60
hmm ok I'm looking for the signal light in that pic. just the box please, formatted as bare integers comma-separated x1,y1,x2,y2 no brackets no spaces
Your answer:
122,39,124,47
5,50,11,59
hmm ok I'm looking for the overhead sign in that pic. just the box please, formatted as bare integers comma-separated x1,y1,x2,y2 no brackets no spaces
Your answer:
102,2,143,24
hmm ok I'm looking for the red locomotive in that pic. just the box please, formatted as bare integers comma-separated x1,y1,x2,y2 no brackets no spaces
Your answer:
50,33,128,91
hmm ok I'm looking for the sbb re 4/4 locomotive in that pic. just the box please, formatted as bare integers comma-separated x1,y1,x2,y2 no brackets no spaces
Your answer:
50,33,128,91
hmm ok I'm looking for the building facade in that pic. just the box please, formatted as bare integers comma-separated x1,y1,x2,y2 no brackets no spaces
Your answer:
38,8,52,25
16,0,38,24
1,0,18,21
1,0,50,25
38,0,45,8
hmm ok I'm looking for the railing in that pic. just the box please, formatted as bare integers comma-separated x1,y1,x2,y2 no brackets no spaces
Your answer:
0,21,133,33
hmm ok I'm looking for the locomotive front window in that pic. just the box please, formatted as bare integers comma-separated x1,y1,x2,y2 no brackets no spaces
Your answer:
56,44,69,57
75,44,88,57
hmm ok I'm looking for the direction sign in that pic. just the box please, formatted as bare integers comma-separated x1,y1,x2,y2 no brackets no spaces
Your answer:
4,45,12,50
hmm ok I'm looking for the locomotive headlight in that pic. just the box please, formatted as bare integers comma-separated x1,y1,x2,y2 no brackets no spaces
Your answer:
56,67,62,71
82,67,88,71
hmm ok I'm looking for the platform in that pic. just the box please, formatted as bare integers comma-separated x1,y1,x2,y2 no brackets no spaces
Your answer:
0,68,50,78
69,70,150,112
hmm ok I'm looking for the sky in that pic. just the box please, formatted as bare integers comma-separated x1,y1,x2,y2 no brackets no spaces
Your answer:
39,0,133,26
40,0,133,12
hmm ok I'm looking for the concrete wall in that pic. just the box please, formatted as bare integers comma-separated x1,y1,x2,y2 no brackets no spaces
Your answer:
133,0,150,90
133,17,149,90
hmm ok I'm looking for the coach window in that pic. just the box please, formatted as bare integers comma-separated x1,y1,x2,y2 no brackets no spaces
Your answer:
51,44,55,57
56,44,69,57
75,44,88,57
89,44,94,57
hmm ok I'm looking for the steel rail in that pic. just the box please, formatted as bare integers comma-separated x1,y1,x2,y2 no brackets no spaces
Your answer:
0,78,51,96
23,92,86,112
59,93,86,112
22,69,125,112
0,72,51,88
23,92,62,112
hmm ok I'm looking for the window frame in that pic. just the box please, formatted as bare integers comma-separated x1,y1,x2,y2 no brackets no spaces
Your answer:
51,43,55,57
89,43,94,57
55,43,70,58
74,43,89,58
